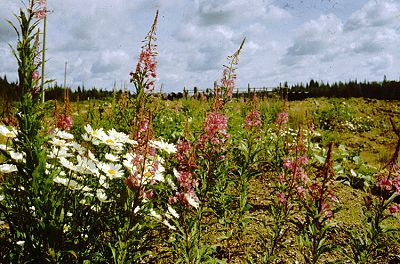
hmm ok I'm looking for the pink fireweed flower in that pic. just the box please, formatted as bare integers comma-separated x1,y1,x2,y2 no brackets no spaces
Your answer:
389,204,400,214
34,0,48,20
220,68,235,99
168,196,177,204
140,189,154,199
197,112,230,149
283,157,293,169
296,185,307,199
32,71,39,80
298,168,309,184
377,177,393,191
204,112,229,139
276,192,286,204
394,176,400,194
322,202,334,218
35,9,46,19
276,111,288,125
298,155,309,165
171,140,200,209
56,114,73,131
130,11,158,93
244,110,262,129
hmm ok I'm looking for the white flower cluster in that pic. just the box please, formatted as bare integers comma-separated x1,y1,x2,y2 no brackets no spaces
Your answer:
0,124,187,230
0,125,177,204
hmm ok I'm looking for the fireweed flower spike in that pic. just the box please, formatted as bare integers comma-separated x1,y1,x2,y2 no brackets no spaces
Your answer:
34,0,47,19
211,37,245,111
130,10,158,94
220,38,245,101
244,110,262,129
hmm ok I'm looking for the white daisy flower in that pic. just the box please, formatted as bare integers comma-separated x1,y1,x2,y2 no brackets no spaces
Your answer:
105,153,119,162
185,193,199,209
9,151,24,162
0,144,13,151
49,137,67,147
153,169,165,182
0,125,17,138
108,128,129,143
123,152,137,174
99,175,110,188
49,146,71,159
150,209,162,220
70,141,86,155
99,162,124,179
81,186,92,192
0,164,18,173
53,176,80,190
167,178,177,190
88,150,98,162
58,157,74,171
56,130,74,140
96,189,108,202
86,159,100,176
102,135,123,151
84,124,107,143
82,133,91,142
167,205,179,218
152,139,177,154
126,138,138,145
163,219,176,230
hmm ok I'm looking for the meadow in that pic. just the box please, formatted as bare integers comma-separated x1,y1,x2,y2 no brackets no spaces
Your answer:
0,1,400,263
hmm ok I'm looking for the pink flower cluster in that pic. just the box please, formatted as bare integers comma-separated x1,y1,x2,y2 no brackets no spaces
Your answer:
389,204,400,214
278,140,336,219
130,46,157,92
376,177,399,192
169,139,199,208
197,112,230,148
275,111,289,135
376,175,400,214
276,111,288,126
244,110,262,129
282,155,309,184
133,118,150,143
32,70,40,94
56,114,73,131
130,12,158,93
220,68,236,99
35,0,47,19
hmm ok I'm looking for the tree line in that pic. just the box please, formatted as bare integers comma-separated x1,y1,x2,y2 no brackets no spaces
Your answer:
284,77,400,100
1,75,400,103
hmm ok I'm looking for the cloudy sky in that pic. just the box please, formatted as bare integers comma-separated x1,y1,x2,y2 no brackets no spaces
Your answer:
0,0,399,93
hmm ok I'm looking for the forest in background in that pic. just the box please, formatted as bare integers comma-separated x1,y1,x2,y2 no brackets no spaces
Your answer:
1,74,400,102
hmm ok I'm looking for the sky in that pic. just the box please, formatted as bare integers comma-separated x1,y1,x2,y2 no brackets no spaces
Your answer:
0,0,399,93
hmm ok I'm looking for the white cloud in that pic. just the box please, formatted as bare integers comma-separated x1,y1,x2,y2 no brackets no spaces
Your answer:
0,0,399,92
285,14,343,57
345,0,400,31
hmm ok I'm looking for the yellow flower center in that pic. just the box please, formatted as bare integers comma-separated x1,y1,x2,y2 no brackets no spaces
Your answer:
108,169,116,175
5,132,13,137
106,139,114,144
144,171,152,178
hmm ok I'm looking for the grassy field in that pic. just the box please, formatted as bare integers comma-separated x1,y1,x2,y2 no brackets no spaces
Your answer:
1,95,400,263
68,96,400,262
